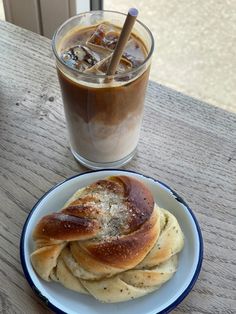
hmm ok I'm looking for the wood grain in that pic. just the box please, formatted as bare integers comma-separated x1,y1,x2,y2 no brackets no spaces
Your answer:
0,20,236,313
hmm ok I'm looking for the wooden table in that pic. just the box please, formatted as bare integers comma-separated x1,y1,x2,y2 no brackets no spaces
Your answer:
0,20,235,314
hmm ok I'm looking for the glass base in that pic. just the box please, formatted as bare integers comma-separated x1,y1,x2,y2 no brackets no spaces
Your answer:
71,148,136,170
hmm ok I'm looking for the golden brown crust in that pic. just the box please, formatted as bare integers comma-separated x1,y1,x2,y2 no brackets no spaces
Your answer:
33,213,100,242
109,176,154,232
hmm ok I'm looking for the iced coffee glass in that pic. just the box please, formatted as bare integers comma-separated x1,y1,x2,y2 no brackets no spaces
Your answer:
52,11,154,169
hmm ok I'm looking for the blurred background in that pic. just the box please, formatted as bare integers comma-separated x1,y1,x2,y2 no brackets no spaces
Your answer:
1,0,235,113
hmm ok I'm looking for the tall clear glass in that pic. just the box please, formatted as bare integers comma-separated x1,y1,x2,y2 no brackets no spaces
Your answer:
52,11,154,169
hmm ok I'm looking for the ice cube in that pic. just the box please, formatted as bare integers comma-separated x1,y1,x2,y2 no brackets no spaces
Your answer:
72,46,86,61
123,39,145,68
104,31,119,50
117,58,133,73
85,55,132,75
61,44,101,71
87,24,108,47
123,51,143,68
87,24,119,51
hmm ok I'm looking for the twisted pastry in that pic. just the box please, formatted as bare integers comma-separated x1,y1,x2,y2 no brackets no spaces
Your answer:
31,176,184,302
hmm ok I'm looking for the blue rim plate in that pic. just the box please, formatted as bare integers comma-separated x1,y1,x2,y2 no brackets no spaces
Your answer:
20,169,203,314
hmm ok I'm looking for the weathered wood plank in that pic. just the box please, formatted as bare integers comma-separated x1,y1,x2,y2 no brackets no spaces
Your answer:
0,20,235,313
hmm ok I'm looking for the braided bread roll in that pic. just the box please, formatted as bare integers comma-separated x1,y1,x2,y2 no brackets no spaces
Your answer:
31,176,184,302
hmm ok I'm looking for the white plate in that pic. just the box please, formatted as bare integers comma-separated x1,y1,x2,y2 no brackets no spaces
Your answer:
20,169,203,314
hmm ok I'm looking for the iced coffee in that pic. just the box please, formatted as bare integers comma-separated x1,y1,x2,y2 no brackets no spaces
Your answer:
52,11,154,169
